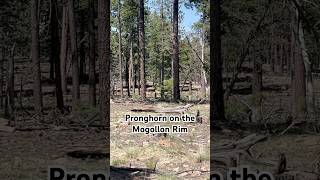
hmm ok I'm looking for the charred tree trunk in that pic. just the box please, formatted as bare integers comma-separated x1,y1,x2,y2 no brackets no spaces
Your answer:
31,0,43,114
88,0,96,107
172,0,180,102
68,0,80,110
51,0,64,111
210,0,225,121
139,0,146,99
60,4,68,94
98,0,110,126
118,0,123,97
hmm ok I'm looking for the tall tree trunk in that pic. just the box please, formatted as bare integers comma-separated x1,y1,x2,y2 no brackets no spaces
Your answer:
252,46,263,124
49,0,55,81
98,0,110,127
68,0,80,110
133,63,137,94
79,12,86,84
270,9,275,72
31,0,43,114
128,40,133,95
88,0,96,107
51,0,64,111
279,43,284,73
294,46,306,120
298,14,315,114
172,0,180,101
200,30,207,98
139,0,146,99
0,47,4,109
211,0,225,121
160,0,165,99
125,56,130,97
118,0,123,97
290,12,295,87
60,4,68,94
292,1,306,120
7,44,15,126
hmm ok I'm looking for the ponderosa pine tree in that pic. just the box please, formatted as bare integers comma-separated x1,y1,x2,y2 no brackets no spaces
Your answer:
88,0,96,107
139,0,146,99
68,0,80,110
31,0,43,115
60,3,68,94
98,0,110,126
118,0,124,97
51,0,64,111
172,0,180,101
210,0,225,121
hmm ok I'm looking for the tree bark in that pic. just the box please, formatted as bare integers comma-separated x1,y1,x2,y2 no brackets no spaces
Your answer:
200,30,207,98
51,0,64,111
128,40,133,95
172,0,180,102
0,47,4,109
252,46,263,124
125,56,130,97
293,46,306,120
290,9,295,87
98,0,110,127
68,0,80,110
292,1,306,120
210,0,225,121
7,44,15,126
139,0,146,99
298,14,315,114
31,0,43,114
79,12,86,84
270,9,275,73
160,0,165,99
60,4,68,94
118,0,123,97
88,0,96,107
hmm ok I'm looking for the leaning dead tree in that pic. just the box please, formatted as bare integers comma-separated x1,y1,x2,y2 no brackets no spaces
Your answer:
224,0,271,99
212,134,320,180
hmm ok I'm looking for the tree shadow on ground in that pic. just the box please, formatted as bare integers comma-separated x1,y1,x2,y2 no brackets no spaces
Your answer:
110,166,156,180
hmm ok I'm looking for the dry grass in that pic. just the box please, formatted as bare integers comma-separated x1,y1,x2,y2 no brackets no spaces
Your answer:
110,101,210,179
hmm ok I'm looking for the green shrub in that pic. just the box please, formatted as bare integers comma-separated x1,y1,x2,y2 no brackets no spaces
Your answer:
157,79,173,99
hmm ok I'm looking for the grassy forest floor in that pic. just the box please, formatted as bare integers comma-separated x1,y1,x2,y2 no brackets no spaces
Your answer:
213,64,320,179
0,61,109,180
110,99,210,180
0,129,108,180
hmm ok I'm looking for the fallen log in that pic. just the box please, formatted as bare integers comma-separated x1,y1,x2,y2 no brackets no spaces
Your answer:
0,118,15,132
66,150,108,159
131,100,205,114
212,134,268,167
131,104,193,114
